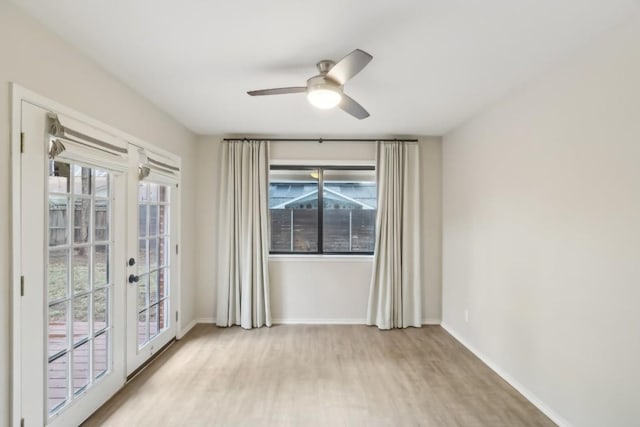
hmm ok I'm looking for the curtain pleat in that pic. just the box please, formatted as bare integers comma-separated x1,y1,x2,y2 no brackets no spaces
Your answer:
217,140,271,329
367,141,422,329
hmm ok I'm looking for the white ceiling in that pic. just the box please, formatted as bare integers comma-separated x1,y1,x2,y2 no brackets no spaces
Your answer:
12,0,640,136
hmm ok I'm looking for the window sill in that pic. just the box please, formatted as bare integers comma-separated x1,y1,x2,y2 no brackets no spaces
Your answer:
268,254,374,262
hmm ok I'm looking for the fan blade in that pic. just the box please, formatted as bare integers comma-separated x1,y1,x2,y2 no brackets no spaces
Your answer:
339,94,370,120
327,49,373,85
247,87,306,96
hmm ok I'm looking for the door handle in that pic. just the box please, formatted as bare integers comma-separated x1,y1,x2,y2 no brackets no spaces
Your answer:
128,274,139,284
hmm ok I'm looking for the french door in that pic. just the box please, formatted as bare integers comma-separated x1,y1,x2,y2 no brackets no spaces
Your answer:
126,150,178,374
18,100,179,426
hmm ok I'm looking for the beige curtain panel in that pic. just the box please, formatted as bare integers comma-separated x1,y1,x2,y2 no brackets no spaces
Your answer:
217,140,272,329
367,141,422,329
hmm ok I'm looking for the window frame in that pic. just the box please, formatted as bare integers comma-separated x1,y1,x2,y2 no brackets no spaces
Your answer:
269,165,376,256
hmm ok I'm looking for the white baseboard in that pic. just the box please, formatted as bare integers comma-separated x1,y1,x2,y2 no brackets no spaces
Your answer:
272,318,366,325
179,317,215,338
271,318,442,326
441,322,572,427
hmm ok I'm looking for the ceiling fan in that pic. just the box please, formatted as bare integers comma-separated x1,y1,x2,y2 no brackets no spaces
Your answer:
247,49,373,120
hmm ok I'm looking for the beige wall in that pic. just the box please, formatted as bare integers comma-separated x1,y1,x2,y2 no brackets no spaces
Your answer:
0,2,198,425
195,137,442,323
442,14,640,427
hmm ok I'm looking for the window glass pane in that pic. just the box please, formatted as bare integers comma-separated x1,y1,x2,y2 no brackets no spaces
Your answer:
351,210,377,252
72,248,90,294
49,161,70,194
95,199,109,241
72,341,90,394
293,209,318,252
48,353,68,413
94,332,108,379
73,165,92,195
323,169,376,253
94,244,109,286
73,198,91,244
48,301,68,357
48,249,68,301
269,169,318,252
49,196,69,246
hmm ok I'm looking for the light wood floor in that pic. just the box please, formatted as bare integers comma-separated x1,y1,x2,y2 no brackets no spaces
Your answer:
83,324,555,427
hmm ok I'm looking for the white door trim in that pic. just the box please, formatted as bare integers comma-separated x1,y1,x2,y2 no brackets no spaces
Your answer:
10,83,183,427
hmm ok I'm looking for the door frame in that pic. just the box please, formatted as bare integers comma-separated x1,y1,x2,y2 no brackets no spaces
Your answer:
10,84,184,427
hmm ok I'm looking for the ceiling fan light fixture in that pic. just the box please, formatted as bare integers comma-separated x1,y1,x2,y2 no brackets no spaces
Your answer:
307,86,342,109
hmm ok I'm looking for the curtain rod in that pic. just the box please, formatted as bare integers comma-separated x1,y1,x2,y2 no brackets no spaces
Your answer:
222,138,418,143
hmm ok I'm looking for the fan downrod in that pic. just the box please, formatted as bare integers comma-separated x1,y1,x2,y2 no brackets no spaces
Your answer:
316,60,336,75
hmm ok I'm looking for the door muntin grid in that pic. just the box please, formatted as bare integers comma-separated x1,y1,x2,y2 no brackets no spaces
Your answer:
137,182,171,349
47,161,113,415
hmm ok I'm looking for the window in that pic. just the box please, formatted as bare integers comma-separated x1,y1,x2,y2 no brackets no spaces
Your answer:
269,166,377,254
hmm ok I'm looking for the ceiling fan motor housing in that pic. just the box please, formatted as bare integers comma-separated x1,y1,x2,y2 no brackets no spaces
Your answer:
306,75,343,94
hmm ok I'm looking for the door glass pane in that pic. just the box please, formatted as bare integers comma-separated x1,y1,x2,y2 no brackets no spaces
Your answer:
94,169,109,198
149,271,158,305
159,185,169,202
139,205,148,238
72,248,90,294
94,332,108,379
148,183,158,202
46,161,113,415
72,341,90,394
49,161,70,194
137,275,148,310
49,196,69,246
48,249,68,301
138,239,148,274
149,238,158,271
149,205,158,237
95,199,109,241
73,198,91,244
138,310,148,348
158,204,169,235
73,165,92,195
48,301,68,358
94,288,108,333
158,268,168,299
95,244,109,287
48,353,68,413
73,294,90,344
158,237,169,267
159,298,168,330
149,304,158,339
